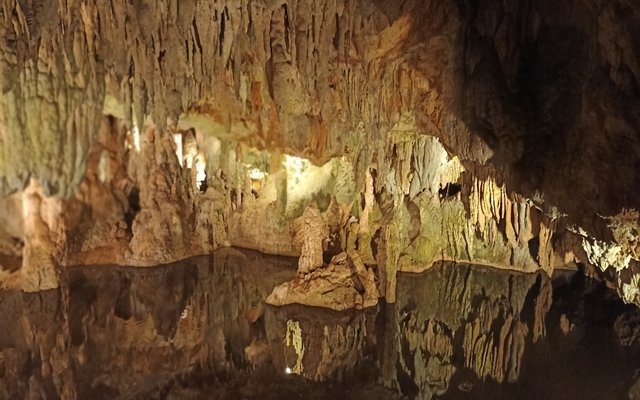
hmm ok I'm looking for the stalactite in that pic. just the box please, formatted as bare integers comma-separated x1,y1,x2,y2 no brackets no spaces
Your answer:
285,319,305,375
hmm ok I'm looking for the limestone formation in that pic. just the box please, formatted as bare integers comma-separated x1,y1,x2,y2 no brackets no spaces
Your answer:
0,0,638,308
267,251,379,311
0,0,640,397
297,203,327,276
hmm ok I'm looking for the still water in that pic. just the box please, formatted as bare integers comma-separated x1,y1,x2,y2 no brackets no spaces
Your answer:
1,248,639,399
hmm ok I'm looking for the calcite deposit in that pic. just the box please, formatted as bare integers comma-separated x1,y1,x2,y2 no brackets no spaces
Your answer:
0,0,638,306
0,0,639,397
267,251,379,310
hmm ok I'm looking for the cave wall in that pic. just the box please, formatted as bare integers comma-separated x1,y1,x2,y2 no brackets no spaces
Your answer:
0,114,563,308
0,0,639,305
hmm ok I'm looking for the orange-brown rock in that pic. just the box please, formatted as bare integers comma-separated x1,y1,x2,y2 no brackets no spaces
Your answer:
267,252,379,311
0,0,639,324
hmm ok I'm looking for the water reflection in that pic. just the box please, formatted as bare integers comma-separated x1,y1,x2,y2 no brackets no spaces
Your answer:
1,249,639,399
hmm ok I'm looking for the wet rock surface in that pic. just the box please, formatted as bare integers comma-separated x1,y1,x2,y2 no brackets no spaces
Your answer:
1,248,640,400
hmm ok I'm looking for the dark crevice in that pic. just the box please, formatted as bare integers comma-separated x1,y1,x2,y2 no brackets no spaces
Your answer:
521,274,542,331
332,13,340,51
396,359,419,397
230,189,245,209
192,19,203,54
371,228,381,260
247,5,253,37
264,56,274,99
322,251,334,265
528,236,540,261
218,7,228,57
350,273,366,295
199,172,208,193
438,182,462,200
114,277,132,320
124,187,141,235
68,274,97,347
282,4,290,52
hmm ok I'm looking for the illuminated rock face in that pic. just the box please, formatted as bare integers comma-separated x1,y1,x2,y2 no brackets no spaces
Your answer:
0,115,565,303
2,1,640,398
0,0,639,335
267,251,380,311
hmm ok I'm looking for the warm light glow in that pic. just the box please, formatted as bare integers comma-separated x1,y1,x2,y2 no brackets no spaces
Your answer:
132,123,140,152
98,151,109,183
173,134,183,167
283,155,309,176
283,154,313,190
126,123,141,152
248,167,267,180
195,153,207,190
285,367,292,374
244,163,268,193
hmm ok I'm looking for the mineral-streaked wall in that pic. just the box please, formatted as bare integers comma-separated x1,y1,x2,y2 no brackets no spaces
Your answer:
0,0,639,305
0,115,564,309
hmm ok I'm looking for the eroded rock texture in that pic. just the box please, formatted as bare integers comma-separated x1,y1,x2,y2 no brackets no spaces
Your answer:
267,251,379,310
1,1,640,398
0,0,638,306
0,2,638,385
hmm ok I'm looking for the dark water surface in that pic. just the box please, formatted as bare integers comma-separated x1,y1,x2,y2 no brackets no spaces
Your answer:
1,248,640,400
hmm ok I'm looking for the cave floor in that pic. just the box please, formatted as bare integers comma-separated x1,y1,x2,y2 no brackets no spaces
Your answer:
1,248,640,400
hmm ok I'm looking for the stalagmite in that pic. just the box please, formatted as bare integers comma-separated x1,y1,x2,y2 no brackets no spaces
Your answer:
297,203,327,277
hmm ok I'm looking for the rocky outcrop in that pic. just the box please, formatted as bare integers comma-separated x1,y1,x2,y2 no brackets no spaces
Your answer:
267,251,379,311
297,203,328,276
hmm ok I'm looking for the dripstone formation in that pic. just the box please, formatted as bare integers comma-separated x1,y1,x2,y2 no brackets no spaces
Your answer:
0,0,639,398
